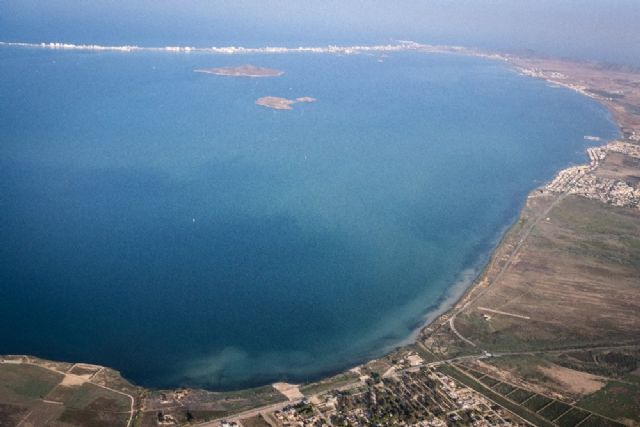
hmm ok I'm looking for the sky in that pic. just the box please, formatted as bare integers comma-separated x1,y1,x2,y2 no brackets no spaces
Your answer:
1,0,639,65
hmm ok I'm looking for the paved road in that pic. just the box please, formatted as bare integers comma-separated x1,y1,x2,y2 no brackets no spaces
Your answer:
191,340,640,426
446,154,608,353
194,399,300,427
447,176,581,352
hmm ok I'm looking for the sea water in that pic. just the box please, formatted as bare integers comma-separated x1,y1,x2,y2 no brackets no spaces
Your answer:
0,47,618,389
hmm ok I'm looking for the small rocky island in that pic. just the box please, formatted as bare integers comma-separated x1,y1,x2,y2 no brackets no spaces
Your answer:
194,64,284,77
255,96,317,110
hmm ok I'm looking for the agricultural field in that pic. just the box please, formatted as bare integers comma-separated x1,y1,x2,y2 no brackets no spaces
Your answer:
0,358,135,427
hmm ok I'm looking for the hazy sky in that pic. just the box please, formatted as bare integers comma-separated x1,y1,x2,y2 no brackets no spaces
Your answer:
1,0,639,65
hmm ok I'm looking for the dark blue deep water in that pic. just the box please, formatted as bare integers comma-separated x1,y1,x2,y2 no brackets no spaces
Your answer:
0,47,618,389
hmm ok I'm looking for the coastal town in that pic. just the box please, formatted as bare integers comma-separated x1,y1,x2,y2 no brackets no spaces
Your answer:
543,141,640,208
260,371,524,426
139,349,534,426
267,367,526,427
137,341,631,426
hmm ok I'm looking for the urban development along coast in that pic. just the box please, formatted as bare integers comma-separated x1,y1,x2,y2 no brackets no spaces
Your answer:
1,44,639,427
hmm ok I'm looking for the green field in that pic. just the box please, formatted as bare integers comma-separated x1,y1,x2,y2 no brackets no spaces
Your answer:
479,376,500,387
65,383,130,411
0,364,63,404
301,372,360,396
577,378,640,424
493,382,516,395
579,415,625,427
507,387,535,404
538,400,571,421
0,363,133,427
241,414,272,427
522,393,553,412
555,407,591,427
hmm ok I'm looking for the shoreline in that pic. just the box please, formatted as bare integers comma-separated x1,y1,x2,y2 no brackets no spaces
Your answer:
1,42,637,398
393,200,528,351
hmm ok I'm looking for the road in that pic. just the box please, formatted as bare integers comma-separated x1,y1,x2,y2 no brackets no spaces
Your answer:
3,359,136,427
447,163,590,352
193,400,299,427
193,153,626,426
444,143,618,354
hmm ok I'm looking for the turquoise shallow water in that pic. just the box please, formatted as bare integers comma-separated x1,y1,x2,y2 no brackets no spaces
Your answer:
0,48,618,389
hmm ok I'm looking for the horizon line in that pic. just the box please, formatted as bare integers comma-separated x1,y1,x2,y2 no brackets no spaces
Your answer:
0,39,474,56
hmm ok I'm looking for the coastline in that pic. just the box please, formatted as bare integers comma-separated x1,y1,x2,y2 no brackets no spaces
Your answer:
1,41,639,426
401,210,526,347
383,44,630,358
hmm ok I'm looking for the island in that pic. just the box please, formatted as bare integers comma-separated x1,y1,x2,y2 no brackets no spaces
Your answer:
193,64,284,77
255,96,317,110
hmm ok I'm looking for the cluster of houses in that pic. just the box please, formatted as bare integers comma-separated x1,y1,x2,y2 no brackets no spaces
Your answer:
545,141,640,209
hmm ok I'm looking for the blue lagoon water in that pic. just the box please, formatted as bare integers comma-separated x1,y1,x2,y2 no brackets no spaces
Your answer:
0,47,618,389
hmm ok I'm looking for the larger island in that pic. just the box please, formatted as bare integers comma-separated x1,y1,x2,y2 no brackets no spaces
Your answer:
2,43,640,427
193,64,284,78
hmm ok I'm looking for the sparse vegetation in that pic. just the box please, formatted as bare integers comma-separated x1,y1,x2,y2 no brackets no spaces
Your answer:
300,372,360,396
578,378,640,423
0,364,63,404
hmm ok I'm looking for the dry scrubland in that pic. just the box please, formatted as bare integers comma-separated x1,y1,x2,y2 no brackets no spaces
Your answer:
454,195,639,352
